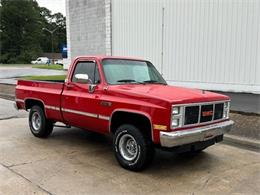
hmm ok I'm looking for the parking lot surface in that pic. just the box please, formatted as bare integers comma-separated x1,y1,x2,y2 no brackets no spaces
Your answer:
0,66,66,85
0,66,66,79
0,118,259,195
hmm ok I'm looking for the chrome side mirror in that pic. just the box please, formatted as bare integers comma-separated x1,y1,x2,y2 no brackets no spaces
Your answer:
75,73,92,84
75,73,89,80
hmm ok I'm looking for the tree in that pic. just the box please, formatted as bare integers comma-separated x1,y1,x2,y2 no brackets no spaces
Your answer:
0,0,66,64
40,10,66,53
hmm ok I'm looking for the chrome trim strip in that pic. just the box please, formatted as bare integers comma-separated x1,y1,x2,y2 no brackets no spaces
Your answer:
61,108,98,118
212,104,215,121
45,105,60,111
160,120,234,148
98,115,110,121
173,100,230,107
21,99,109,120
198,105,201,123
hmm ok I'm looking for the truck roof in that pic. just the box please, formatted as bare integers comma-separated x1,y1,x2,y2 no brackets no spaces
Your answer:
73,55,145,61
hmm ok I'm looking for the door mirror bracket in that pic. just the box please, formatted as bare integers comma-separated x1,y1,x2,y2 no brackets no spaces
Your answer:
89,84,96,94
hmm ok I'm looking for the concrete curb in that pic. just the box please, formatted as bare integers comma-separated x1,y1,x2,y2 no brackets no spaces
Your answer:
0,82,16,86
0,93,15,101
224,134,260,151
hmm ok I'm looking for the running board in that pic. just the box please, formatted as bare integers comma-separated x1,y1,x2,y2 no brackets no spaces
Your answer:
54,124,71,128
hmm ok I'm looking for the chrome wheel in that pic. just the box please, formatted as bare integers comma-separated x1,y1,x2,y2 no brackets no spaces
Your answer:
31,112,41,131
118,134,138,161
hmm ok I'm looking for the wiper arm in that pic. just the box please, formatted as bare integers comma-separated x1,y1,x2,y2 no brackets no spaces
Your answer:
142,80,167,85
117,79,141,83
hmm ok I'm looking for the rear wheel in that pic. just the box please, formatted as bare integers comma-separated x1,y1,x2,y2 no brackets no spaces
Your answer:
29,105,53,138
113,124,154,171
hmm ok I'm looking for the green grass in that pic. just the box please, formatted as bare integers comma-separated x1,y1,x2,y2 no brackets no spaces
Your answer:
0,64,32,67
32,64,64,70
21,75,66,81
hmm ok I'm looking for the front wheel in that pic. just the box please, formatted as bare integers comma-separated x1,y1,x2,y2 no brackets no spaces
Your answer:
113,124,154,171
29,105,53,138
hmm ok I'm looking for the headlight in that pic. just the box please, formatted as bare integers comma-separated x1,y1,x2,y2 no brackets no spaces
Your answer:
224,102,229,109
223,101,230,119
172,107,180,115
171,106,183,128
171,119,179,127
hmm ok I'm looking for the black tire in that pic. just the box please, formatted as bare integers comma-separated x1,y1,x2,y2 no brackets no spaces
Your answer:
113,124,154,171
29,105,53,138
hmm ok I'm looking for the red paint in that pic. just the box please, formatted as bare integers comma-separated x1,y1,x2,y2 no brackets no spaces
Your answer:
15,56,230,144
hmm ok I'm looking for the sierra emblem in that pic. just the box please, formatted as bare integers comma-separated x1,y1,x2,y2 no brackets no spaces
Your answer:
202,110,213,117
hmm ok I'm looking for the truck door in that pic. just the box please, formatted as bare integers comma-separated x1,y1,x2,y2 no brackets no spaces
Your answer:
61,60,104,132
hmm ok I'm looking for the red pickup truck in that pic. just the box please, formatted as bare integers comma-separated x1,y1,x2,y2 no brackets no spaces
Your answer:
15,56,234,171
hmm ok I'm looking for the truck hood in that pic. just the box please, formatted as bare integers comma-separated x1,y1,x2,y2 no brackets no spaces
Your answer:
109,84,229,104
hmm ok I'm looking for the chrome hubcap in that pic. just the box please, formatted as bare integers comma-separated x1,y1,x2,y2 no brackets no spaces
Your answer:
119,134,138,161
32,112,41,131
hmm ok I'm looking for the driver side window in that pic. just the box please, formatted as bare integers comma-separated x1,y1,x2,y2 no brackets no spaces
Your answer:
72,61,100,84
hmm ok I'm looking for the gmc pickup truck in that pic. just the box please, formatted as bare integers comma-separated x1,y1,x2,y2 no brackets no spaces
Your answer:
15,56,234,171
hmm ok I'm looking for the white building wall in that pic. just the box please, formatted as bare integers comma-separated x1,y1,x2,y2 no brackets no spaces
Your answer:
112,0,260,94
64,0,71,70
65,0,109,69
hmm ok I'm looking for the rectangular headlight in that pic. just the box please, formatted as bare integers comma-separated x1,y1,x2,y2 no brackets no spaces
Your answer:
224,102,229,109
171,119,179,127
172,106,180,115
171,106,183,128
223,101,230,119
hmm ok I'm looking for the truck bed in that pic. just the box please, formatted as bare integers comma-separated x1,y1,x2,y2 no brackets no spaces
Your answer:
15,79,65,122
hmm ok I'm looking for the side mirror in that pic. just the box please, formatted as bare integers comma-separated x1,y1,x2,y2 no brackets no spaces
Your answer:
75,74,91,83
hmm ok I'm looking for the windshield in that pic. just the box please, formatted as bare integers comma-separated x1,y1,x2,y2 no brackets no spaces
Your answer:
102,59,167,85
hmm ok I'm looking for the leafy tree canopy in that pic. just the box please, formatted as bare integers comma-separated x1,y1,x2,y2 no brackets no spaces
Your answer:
0,0,66,63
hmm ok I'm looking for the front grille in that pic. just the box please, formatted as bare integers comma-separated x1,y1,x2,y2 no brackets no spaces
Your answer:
214,103,224,120
184,106,199,125
184,102,224,126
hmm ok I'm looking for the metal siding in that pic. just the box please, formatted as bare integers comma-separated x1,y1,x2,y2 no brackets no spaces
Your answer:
112,0,260,94
112,0,163,70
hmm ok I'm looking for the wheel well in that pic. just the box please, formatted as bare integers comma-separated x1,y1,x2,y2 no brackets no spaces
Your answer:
25,99,44,111
110,111,152,139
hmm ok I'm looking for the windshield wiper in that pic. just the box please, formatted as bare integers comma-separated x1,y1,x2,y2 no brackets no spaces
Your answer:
142,80,167,85
117,79,141,84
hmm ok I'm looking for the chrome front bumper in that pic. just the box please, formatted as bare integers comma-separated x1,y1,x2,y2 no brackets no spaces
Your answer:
160,120,234,148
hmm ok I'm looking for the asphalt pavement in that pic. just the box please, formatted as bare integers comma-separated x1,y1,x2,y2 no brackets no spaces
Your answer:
0,118,259,194
0,66,66,85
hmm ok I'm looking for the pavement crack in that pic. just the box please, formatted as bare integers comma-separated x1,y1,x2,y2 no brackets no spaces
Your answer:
7,161,33,168
0,162,54,195
0,116,18,120
201,176,211,190
7,157,49,168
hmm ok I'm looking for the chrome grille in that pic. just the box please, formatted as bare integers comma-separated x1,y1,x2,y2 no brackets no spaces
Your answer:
171,101,229,129
184,103,224,126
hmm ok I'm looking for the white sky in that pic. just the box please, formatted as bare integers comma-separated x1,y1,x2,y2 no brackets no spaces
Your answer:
36,0,66,16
